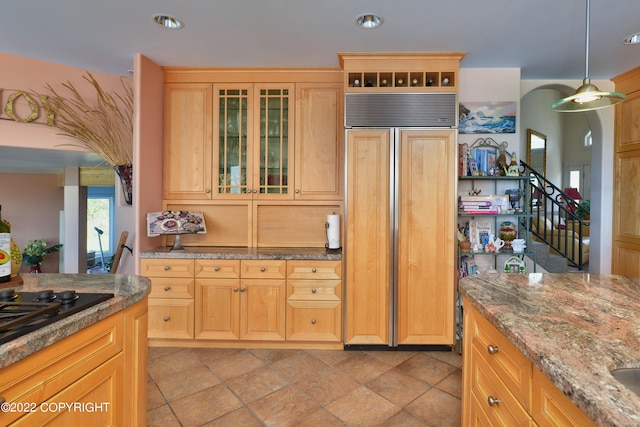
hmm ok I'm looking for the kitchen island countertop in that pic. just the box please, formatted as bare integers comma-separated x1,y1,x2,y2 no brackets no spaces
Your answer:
459,273,640,427
140,246,342,260
0,273,150,369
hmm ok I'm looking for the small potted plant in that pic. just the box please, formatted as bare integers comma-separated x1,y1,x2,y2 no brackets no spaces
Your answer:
22,240,63,273
576,199,590,220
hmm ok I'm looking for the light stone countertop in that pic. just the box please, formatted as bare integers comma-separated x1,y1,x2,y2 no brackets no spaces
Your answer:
140,246,342,260
0,273,150,369
459,273,640,427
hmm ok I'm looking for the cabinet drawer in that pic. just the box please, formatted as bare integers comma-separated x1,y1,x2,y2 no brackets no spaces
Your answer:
195,259,241,278
287,260,342,280
141,259,195,278
286,300,342,342
287,279,341,301
148,298,194,339
470,346,533,426
471,309,532,409
241,260,286,279
531,368,596,427
149,277,194,299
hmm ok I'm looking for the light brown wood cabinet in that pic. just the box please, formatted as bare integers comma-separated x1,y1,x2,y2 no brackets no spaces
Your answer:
0,299,148,426
345,129,456,346
612,66,640,277
462,301,596,427
141,258,195,339
145,257,341,346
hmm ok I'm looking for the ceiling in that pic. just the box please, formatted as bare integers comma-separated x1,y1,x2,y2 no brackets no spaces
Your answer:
1,0,640,173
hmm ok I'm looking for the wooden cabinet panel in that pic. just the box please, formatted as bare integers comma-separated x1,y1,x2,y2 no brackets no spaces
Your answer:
294,83,344,200
286,300,342,342
287,260,342,280
163,83,213,199
148,298,194,339
195,279,241,340
612,241,640,276
287,279,341,300
149,277,194,299
345,129,391,345
241,279,286,341
140,259,195,277
397,129,456,345
241,260,287,279
195,259,241,278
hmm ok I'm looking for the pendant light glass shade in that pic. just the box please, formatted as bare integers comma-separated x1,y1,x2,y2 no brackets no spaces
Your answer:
552,0,626,112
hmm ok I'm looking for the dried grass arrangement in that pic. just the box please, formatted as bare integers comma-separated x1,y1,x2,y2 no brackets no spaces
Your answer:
43,72,133,166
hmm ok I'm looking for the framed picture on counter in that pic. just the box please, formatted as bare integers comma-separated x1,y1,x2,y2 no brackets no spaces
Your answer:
469,219,493,248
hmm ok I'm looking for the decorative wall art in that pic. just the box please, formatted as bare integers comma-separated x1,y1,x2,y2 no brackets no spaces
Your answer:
459,101,516,134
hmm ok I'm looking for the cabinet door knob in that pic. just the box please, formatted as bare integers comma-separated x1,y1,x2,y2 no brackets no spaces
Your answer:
311,268,317,273
163,266,170,271
240,287,246,292
163,286,170,291
295,189,300,193
214,266,220,271
260,267,266,272
205,189,211,193
163,316,170,322
487,396,500,406
253,189,258,193
487,344,499,355
234,287,239,292
311,288,317,293
311,319,316,324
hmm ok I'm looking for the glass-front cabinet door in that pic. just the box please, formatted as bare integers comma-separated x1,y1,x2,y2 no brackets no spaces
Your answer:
214,84,253,197
214,83,293,199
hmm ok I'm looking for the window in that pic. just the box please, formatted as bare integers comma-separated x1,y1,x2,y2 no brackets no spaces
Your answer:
584,130,592,148
87,187,115,261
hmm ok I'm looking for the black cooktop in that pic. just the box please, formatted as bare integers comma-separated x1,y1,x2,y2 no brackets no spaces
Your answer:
0,289,114,345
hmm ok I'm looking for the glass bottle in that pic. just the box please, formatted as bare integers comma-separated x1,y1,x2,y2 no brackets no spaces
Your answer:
0,205,11,283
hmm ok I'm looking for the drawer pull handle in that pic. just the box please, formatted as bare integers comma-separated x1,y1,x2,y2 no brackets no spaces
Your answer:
205,189,211,193
163,286,170,291
163,316,170,322
487,396,500,406
311,268,317,273
240,287,246,292
234,287,239,292
163,266,170,271
312,288,317,293
214,266,220,271
311,319,316,324
487,344,499,355
260,267,266,272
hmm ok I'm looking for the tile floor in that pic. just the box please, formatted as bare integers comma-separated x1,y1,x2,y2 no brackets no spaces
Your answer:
147,346,462,427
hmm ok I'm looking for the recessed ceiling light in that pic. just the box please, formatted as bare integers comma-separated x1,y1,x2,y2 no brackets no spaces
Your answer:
355,14,383,29
152,14,184,30
624,32,640,44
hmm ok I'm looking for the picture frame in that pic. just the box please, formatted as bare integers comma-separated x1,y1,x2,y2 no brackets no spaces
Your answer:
469,219,493,248
468,159,479,176
470,146,498,176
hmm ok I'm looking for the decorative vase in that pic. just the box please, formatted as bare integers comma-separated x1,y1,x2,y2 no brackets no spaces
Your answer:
30,264,42,274
499,221,518,248
114,164,133,205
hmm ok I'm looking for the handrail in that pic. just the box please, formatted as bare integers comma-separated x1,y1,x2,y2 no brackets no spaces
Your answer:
521,161,588,270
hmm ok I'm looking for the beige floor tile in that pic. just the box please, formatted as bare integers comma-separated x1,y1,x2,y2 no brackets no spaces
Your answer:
365,350,419,366
270,349,329,382
405,387,462,427
334,352,393,383
427,350,463,368
437,369,463,399
305,348,358,366
147,380,167,410
201,407,264,427
249,384,320,426
296,366,360,405
249,348,298,364
205,349,266,381
170,383,243,427
147,404,181,427
225,365,290,403
366,367,431,407
326,385,400,426
147,349,203,381
192,347,244,364
155,364,221,402
296,407,347,426
379,409,431,426
397,353,458,385
148,346,183,361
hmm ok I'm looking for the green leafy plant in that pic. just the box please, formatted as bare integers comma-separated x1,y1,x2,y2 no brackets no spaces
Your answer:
22,240,63,266
576,199,590,220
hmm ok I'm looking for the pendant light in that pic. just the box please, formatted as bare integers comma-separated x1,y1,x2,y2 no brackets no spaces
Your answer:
552,0,626,112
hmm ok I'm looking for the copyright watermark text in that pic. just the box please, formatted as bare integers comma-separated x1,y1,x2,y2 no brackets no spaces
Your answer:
1,401,111,413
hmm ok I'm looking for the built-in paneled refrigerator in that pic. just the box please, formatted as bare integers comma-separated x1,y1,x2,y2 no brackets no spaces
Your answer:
343,93,457,348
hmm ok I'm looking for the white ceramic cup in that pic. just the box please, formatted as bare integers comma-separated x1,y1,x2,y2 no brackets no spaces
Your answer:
512,239,526,252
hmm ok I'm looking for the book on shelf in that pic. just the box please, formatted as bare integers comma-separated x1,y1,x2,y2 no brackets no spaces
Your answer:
463,209,500,215
459,195,494,202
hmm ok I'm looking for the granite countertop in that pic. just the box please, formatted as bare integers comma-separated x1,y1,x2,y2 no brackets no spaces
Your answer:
459,273,640,427
140,246,342,261
0,273,151,369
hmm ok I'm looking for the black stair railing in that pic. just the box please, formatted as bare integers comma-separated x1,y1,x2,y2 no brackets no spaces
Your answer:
521,161,588,270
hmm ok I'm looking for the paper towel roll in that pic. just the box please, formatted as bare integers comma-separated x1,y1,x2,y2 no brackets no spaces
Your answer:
326,214,341,249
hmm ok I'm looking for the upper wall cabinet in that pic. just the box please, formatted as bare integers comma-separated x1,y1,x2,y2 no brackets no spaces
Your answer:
163,83,213,200
338,52,465,93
